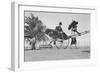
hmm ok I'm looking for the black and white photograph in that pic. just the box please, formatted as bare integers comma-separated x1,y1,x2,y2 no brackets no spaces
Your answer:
24,11,90,62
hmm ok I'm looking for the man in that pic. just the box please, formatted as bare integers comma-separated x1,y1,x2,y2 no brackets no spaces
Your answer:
53,22,68,45
68,20,81,49
55,22,65,39
52,22,63,45
56,22,63,33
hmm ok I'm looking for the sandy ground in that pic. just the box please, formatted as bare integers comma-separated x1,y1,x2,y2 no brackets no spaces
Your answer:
24,46,90,62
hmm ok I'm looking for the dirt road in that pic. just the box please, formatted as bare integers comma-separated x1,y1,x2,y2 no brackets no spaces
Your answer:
24,46,90,62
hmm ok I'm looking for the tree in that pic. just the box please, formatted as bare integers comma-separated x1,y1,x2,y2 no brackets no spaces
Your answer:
24,13,48,49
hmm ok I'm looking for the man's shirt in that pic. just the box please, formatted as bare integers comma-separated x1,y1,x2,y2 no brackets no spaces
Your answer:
56,26,63,32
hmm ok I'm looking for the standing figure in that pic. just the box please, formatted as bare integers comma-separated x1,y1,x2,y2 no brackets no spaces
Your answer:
68,20,80,49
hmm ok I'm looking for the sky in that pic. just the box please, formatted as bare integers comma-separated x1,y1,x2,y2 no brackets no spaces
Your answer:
25,11,90,47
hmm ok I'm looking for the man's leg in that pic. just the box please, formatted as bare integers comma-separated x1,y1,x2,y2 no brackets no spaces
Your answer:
74,38,78,49
70,42,73,49
70,38,74,49
75,44,78,49
70,44,72,49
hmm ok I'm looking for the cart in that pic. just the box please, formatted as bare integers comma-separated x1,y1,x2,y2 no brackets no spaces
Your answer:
35,29,89,49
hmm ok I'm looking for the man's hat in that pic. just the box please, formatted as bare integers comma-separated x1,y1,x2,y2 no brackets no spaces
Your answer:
59,22,62,25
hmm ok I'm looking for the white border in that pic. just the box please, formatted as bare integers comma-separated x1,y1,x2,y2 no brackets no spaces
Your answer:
11,2,97,71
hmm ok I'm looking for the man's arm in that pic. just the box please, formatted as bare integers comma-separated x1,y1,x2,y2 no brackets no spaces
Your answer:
75,30,81,35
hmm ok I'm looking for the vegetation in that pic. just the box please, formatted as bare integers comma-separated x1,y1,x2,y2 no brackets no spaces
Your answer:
24,13,48,41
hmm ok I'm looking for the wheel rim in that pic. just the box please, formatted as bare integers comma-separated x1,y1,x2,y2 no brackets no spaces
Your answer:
35,40,52,50
55,39,69,49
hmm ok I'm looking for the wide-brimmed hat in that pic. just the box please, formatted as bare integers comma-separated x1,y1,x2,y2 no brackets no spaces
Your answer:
72,20,78,26
68,20,78,30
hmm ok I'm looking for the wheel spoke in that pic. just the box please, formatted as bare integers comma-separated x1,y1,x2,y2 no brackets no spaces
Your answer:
55,39,69,49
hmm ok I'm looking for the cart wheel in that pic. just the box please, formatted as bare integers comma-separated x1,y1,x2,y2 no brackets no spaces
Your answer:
35,41,46,50
35,40,51,50
55,39,69,49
